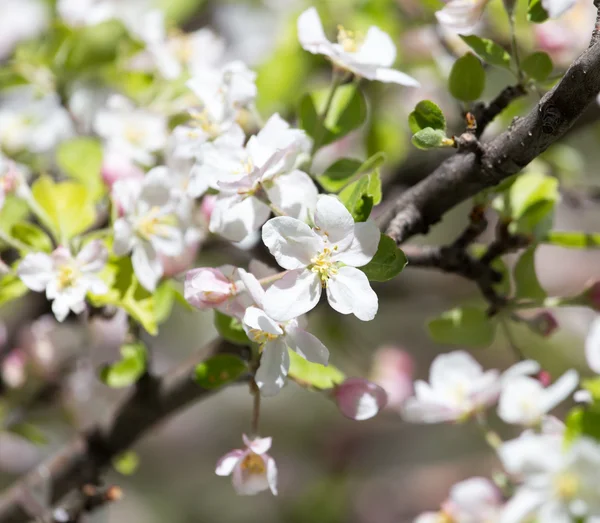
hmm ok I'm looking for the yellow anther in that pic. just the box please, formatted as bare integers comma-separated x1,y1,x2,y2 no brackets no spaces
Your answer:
57,265,79,290
240,453,266,474
191,109,221,138
337,25,363,53
555,472,579,500
309,248,338,285
125,124,146,145
248,329,280,344
136,207,163,239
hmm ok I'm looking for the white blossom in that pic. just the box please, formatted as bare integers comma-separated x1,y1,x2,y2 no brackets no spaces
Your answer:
112,167,184,291
17,242,108,322
497,370,579,427
215,435,277,496
262,195,380,322
297,7,419,86
435,0,490,34
586,316,600,374
57,0,151,29
0,0,49,61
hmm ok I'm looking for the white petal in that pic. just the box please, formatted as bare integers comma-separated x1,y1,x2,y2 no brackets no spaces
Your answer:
266,456,278,495
140,166,172,207
333,221,380,267
77,240,107,273
449,477,501,515
297,7,334,57
353,26,396,67
540,369,579,413
314,195,354,249
237,268,265,308
400,395,459,423
242,435,272,455
374,67,421,87
585,317,600,373
265,170,318,223
243,306,283,338
263,269,322,322
285,322,329,365
17,253,54,292
255,339,290,396
262,217,322,270
113,219,134,256
210,195,271,243
215,449,243,476
150,225,183,257
132,242,162,291
435,0,487,34
326,266,378,321
51,296,71,322
502,359,541,383
500,488,544,523
542,0,577,17
429,351,482,390
231,456,270,495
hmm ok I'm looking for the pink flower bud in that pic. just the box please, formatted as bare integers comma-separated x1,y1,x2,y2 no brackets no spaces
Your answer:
537,370,552,388
184,266,235,310
1,349,27,389
200,194,217,223
526,311,558,337
101,150,144,189
370,346,414,410
334,377,388,421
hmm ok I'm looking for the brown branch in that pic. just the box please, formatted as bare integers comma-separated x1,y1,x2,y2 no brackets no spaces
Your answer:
0,338,247,523
379,40,600,244
473,84,527,137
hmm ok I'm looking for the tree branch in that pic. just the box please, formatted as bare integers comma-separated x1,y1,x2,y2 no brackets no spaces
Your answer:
0,338,247,523
378,40,600,244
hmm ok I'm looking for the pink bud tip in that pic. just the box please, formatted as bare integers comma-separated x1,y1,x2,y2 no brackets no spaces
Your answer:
200,195,217,223
529,311,558,337
334,378,388,421
589,281,600,312
537,370,552,388
101,151,144,189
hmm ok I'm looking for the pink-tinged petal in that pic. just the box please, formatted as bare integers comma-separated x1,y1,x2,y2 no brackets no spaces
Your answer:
262,217,322,270
184,267,233,309
539,369,579,413
243,306,283,338
215,449,244,476
77,240,108,273
353,26,396,67
132,242,162,292
51,246,73,266
297,7,334,57
237,268,265,308
255,338,290,396
333,221,380,267
242,435,272,455
263,269,322,322
334,377,387,421
449,477,501,515
266,456,278,495
314,195,354,249
17,253,54,292
370,346,414,409
326,266,378,321
284,322,329,365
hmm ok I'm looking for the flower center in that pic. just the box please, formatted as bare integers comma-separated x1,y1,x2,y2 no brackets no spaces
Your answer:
57,265,79,290
337,25,363,53
240,453,266,475
248,329,280,344
136,207,164,239
555,472,579,500
125,124,146,146
309,248,338,285
189,109,221,138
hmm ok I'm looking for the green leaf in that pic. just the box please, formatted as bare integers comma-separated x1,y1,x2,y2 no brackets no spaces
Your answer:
154,281,176,325
411,128,451,150
565,407,600,444
31,176,96,242
522,52,553,81
288,350,345,390
360,234,407,282
408,100,446,133
514,247,546,300
299,93,323,141
449,53,486,102
7,423,47,446
194,354,248,389
0,196,29,234
528,0,549,23
10,222,52,252
459,35,511,69
113,451,140,476
543,231,600,248
428,306,496,347
338,173,378,222
317,159,362,193
0,273,28,308
214,310,251,345
56,137,105,201
100,342,147,388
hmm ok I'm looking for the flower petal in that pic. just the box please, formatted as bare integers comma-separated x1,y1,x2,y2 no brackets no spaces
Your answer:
237,268,265,308
266,456,278,495
540,369,579,413
17,253,55,292
326,266,378,321
353,26,396,67
586,316,600,373
334,377,387,421
333,221,380,267
374,67,421,87
113,218,134,256
261,216,322,270
263,269,322,321
150,224,183,257
210,195,271,242
242,306,283,337
265,170,318,223
77,240,107,273
132,242,162,291
242,434,272,455
284,322,329,365
297,7,334,57
215,449,244,476
314,195,354,249
255,338,290,396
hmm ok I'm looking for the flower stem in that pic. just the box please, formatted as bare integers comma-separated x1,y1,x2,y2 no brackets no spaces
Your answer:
508,13,523,82
0,227,30,253
500,317,525,362
475,412,503,451
310,71,344,157
250,379,261,436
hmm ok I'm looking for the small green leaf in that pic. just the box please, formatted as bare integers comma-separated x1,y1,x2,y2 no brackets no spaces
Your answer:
360,234,407,282
408,100,446,133
460,35,511,69
0,197,29,235
522,52,553,81
113,451,140,476
7,423,47,446
514,247,546,300
565,407,600,444
0,273,28,308
31,176,96,242
56,137,105,201
194,354,248,389
10,222,52,252
214,310,251,345
528,0,549,23
299,93,323,141
317,159,362,193
543,231,600,248
288,350,345,390
154,281,176,325
428,306,496,347
338,172,379,223
411,128,451,150
449,53,486,102
100,342,147,388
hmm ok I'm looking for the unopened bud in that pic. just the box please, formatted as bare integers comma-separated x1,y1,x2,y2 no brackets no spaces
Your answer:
333,378,387,421
526,311,558,337
184,266,235,310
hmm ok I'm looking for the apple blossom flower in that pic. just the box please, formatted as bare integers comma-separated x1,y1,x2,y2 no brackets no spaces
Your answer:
416,477,503,523
0,155,29,211
370,346,414,410
497,369,578,427
17,242,108,322
401,351,540,423
112,167,184,291
0,88,73,154
94,95,167,166
101,148,144,189
499,433,600,522
297,7,419,87
215,434,277,496
0,0,49,61
262,195,379,322
435,0,490,34
333,378,388,420
585,316,600,374
237,268,329,396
